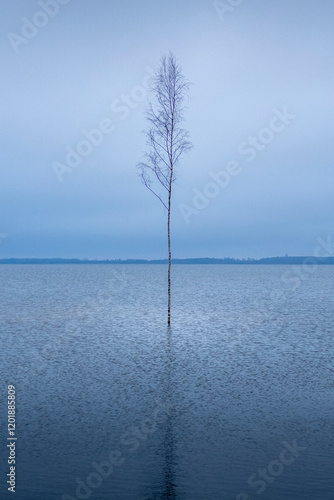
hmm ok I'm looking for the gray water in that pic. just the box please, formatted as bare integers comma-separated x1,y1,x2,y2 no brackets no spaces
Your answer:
0,264,333,499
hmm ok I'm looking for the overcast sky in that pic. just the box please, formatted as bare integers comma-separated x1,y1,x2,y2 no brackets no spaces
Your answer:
1,0,333,259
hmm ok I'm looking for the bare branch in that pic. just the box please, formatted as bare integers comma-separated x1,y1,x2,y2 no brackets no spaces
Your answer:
138,163,168,210
137,54,192,209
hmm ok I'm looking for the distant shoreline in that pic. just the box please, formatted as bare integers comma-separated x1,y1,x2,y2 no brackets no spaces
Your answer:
1,257,334,265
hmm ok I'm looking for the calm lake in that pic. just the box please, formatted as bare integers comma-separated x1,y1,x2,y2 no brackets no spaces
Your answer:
0,264,333,499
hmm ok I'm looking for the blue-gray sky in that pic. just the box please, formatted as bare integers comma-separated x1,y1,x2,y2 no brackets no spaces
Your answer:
1,0,333,259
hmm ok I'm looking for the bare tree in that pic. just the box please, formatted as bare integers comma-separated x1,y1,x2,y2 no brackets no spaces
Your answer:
138,53,192,326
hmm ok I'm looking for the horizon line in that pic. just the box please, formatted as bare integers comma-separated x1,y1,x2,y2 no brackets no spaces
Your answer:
0,256,334,265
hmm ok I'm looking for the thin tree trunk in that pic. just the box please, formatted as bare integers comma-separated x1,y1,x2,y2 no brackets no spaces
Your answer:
167,190,171,326
138,54,192,326
168,105,174,326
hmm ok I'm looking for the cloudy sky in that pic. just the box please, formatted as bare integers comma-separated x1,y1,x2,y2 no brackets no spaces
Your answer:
1,0,333,259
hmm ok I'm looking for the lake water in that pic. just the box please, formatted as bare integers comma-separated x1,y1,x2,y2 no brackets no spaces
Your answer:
0,264,333,499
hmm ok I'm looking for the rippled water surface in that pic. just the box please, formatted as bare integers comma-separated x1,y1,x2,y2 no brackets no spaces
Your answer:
0,264,333,499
